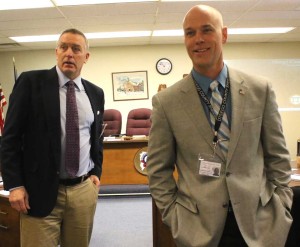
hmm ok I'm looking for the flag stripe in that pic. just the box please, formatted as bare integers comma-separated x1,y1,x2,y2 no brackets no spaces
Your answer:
0,84,7,136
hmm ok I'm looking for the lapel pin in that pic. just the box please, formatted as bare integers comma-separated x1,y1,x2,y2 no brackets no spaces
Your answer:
97,111,100,115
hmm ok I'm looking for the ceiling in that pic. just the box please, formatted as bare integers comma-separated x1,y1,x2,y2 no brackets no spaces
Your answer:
0,0,300,52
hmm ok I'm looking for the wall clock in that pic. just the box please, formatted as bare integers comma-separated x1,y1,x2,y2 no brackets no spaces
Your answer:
156,58,172,75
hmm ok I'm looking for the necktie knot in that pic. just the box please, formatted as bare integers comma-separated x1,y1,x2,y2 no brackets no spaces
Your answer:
210,80,219,92
67,80,75,88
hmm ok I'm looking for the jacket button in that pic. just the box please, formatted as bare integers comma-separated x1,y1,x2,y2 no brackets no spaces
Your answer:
222,203,228,208
226,172,231,177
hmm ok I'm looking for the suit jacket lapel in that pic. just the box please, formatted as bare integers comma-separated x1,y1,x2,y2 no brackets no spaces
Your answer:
82,79,96,114
81,79,99,139
226,68,248,165
178,76,216,151
42,67,60,132
180,70,249,163
42,67,61,166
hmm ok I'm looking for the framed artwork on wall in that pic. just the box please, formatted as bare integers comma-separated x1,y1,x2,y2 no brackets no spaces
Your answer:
112,70,149,101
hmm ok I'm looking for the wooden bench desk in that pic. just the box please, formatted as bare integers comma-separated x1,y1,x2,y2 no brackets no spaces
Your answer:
101,139,148,185
0,185,20,247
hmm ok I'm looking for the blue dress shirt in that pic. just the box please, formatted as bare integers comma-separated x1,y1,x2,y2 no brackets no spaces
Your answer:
191,64,232,127
56,66,95,179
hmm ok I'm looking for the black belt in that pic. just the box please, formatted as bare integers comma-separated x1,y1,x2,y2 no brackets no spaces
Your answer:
59,174,90,186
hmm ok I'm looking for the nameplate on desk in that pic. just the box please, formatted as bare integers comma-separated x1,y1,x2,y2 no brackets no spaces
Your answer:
132,135,147,140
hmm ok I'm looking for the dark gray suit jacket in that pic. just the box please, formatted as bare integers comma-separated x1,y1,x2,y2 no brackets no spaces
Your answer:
1,66,104,217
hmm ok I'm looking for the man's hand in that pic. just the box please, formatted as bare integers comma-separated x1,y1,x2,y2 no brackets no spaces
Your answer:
89,175,100,188
9,187,30,214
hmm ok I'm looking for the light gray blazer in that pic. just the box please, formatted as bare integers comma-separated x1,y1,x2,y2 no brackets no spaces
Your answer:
147,67,293,247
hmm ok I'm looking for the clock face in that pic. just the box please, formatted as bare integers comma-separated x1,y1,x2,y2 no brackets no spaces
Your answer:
156,58,172,75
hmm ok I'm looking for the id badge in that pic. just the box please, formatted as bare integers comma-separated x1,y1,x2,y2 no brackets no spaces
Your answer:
198,153,221,178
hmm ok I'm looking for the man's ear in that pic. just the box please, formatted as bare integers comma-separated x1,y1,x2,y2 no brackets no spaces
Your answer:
85,52,90,63
222,27,228,44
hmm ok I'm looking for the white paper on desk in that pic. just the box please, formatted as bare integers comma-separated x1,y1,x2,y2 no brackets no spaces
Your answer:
0,190,9,196
104,137,119,141
291,174,300,181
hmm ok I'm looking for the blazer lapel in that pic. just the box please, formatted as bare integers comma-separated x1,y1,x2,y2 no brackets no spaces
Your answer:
177,70,249,164
178,75,216,150
42,67,60,133
226,68,248,165
81,79,99,140
42,67,61,166
82,80,97,114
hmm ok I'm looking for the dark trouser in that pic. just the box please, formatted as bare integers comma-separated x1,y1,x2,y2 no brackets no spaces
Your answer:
218,203,248,247
285,186,300,247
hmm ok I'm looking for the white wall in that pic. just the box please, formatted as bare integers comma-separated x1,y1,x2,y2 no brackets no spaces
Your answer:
1,42,300,160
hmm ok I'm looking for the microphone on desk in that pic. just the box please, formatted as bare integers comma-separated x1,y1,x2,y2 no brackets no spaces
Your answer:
108,134,123,138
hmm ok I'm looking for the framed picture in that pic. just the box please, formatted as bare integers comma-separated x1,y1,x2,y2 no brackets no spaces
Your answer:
112,71,149,101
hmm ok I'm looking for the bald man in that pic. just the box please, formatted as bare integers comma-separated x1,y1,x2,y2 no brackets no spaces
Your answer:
147,5,293,247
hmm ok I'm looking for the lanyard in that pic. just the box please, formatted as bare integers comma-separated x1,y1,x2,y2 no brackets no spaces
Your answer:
192,73,230,145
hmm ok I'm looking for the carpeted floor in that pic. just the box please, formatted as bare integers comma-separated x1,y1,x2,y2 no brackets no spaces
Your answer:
90,192,153,247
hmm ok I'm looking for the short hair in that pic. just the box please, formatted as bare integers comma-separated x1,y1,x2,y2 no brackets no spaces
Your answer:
58,28,89,50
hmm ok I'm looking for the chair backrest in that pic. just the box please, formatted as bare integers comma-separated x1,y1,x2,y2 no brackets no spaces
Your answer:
126,108,152,136
103,109,122,137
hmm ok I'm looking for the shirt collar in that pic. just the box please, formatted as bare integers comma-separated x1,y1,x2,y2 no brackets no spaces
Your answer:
191,64,228,94
56,66,83,90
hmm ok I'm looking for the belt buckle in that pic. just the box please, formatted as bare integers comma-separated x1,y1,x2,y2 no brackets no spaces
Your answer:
81,174,88,182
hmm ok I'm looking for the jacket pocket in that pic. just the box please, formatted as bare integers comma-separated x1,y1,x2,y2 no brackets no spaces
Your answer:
260,182,276,206
176,194,198,214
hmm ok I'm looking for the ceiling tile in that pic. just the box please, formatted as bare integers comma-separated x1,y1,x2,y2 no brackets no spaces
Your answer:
0,1,299,52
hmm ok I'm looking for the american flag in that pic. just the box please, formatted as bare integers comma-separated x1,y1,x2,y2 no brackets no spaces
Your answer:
13,57,18,84
0,84,7,136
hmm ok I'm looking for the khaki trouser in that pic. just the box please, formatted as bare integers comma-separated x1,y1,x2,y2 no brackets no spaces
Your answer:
20,178,99,247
